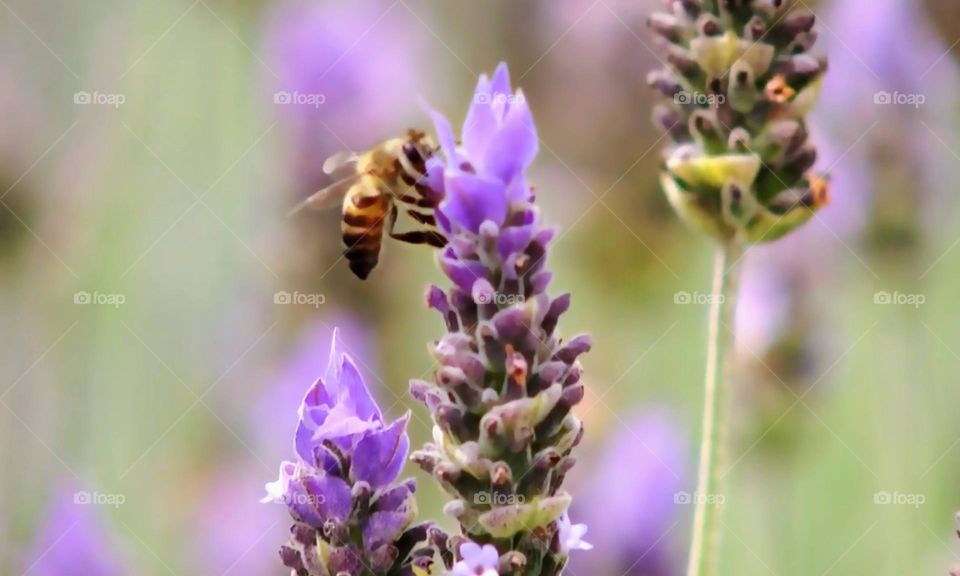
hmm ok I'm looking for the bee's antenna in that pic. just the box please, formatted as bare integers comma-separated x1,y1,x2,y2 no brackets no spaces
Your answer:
286,196,314,218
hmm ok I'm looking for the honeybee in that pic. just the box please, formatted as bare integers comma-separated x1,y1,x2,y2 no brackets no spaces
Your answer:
289,129,447,279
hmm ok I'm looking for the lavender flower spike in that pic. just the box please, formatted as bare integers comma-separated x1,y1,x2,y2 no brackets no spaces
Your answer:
648,0,829,244
264,329,436,576
413,63,591,576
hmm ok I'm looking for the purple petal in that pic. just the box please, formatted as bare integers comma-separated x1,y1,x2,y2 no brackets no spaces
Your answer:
534,227,556,246
423,156,446,204
435,203,452,235
328,544,364,575
459,541,482,562
439,248,488,293
296,404,379,464
426,285,450,314
505,176,532,203
373,479,416,513
497,224,535,261
363,511,411,552
351,413,411,488
490,62,512,100
422,100,461,167
530,271,553,295
323,330,345,397
441,171,508,233
262,461,295,504
480,542,500,566
482,90,538,183
542,293,571,335
492,306,533,344
295,406,325,464
339,352,381,422
299,378,332,414
310,404,379,441
288,473,352,526
463,74,496,160
553,334,593,364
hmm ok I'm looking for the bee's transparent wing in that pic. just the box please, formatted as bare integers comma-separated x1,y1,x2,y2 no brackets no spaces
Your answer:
323,150,359,175
286,173,361,217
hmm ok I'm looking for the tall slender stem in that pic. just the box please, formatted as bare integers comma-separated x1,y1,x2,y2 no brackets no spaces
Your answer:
686,242,742,576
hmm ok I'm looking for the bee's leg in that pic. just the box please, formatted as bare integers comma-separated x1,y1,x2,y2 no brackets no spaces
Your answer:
413,182,436,201
389,229,447,248
387,203,399,233
406,210,436,226
397,194,435,209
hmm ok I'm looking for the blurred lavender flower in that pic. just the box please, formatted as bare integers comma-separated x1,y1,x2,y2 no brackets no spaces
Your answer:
192,465,285,576
22,485,126,576
736,0,960,395
263,329,434,575
815,0,960,248
566,410,686,576
736,245,826,381
818,0,956,128
412,63,591,576
263,0,422,194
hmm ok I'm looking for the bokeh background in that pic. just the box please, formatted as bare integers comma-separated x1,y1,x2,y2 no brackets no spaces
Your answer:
1,0,959,574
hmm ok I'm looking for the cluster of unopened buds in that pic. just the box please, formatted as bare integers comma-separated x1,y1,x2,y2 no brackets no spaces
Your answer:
648,0,830,245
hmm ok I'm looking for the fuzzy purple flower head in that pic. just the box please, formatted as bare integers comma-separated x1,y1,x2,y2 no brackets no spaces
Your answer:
290,332,408,488
427,63,538,236
264,329,435,575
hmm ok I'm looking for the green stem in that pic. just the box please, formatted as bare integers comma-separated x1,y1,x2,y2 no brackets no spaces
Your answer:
686,242,742,576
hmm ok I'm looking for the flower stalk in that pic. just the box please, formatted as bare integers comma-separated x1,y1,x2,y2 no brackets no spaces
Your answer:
646,2,828,574
687,243,741,576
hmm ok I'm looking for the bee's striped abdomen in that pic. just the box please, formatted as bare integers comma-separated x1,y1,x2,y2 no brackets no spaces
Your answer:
342,188,390,280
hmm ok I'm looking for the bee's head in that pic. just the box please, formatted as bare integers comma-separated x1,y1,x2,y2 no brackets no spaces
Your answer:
401,129,436,173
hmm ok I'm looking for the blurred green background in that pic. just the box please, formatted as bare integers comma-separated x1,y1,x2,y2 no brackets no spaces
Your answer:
1,0,959,574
